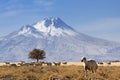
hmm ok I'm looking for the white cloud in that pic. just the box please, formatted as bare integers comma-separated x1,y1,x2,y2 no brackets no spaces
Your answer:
34,0,54,6
1,10,18,16
0,0,55,17
33,0,55,11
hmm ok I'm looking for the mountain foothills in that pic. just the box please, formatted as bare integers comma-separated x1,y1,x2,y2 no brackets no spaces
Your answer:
0,17,120,62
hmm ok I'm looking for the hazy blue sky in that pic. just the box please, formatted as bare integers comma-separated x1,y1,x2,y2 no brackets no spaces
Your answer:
0,0,120,42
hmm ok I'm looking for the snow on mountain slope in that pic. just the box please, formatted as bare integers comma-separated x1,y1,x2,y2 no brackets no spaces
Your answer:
0,17,120,62
33,17,76,36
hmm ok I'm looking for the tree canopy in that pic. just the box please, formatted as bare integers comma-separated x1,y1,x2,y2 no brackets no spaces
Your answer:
29,48,46,62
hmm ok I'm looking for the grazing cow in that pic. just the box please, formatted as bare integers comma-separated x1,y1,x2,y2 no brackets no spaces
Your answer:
10,64,17,67
53,62,61,66
62,62,67,65
5,62,10,65
98,62,103,65
46,62,52,66
4,62,10,66
81,57,98,77
107,62,111,65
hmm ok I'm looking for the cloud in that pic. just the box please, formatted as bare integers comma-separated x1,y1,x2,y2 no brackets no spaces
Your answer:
33,0,55,11
33,0,54,6
1,10,18,17
0,0,55,17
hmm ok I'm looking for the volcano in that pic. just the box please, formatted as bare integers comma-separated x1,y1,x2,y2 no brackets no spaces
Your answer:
0,17,120,62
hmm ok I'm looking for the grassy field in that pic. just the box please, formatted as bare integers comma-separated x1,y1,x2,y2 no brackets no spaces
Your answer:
0,62,120,80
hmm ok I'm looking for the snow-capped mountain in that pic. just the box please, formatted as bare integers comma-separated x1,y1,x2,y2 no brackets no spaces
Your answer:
0,17,120,62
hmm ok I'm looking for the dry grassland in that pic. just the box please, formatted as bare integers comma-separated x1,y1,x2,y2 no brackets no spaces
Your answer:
0,62,120,80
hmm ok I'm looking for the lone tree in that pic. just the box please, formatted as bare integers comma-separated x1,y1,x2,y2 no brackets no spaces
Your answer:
29,48,46,62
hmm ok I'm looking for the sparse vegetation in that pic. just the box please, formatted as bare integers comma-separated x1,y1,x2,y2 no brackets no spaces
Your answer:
0,64,120,80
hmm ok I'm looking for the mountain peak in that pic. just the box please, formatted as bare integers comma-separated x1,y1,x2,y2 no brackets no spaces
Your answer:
34,17,73,29
33,17,76,36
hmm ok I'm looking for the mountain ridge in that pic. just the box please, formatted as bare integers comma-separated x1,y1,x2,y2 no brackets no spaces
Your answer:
0,17,120,62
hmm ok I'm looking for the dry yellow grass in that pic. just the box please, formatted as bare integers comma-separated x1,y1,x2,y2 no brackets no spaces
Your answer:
1,62,120,66
0,63,120,80
66,62,120,66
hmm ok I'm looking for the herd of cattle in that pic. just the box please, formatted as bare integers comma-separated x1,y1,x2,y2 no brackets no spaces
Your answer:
3,61,67,67
2,60,112,68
